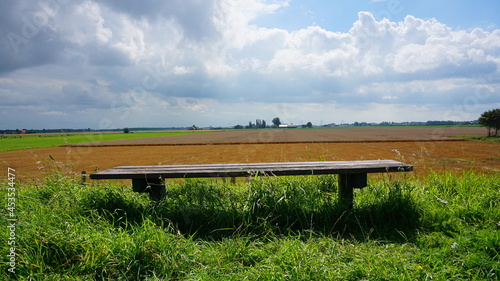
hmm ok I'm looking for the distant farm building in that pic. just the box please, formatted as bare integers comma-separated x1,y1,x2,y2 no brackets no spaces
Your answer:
279,124,298,128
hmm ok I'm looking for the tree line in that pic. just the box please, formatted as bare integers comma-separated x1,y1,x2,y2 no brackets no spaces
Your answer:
233,118,313,129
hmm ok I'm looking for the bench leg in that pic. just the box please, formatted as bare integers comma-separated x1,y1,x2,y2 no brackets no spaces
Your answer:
132,178,166,201
338,173,367,210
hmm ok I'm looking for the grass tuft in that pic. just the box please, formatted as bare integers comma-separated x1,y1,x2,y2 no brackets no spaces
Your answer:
1,170,498,279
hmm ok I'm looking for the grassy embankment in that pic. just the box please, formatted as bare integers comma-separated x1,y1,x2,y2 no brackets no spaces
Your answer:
460,136,500,143
1,167,498,280
0,131,207,152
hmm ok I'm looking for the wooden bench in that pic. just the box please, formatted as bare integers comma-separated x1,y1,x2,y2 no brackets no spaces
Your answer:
90,160,413,209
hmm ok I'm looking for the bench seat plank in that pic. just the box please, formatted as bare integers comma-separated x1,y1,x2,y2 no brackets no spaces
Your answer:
90,160,412,180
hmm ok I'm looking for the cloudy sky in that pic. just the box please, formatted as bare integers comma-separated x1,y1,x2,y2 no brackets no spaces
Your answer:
1,0,499,129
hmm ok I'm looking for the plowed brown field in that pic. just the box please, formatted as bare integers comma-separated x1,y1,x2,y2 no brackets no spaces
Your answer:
1,127,499,183
69,126,485,146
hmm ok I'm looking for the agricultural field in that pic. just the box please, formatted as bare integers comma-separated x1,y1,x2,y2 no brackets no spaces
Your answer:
0,126,498,182
70,126,486,146
1,126,499,279
0,130,207,152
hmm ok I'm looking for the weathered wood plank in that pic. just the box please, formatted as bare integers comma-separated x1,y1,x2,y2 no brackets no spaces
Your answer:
90,160,413,180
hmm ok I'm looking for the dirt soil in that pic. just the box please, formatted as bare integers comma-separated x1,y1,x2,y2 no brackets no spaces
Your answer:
1,127,498,183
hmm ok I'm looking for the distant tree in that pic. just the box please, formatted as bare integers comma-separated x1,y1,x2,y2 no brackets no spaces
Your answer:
272,117,281,127
123,128,130,133
478,108,500,137
306,122,313,128
246,121,255,129
253,119,267,128
234,125,244,129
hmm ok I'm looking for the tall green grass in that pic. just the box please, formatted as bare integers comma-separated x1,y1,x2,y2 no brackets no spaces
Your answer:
1,171,498,280
459,136,500,143
0,131,207,152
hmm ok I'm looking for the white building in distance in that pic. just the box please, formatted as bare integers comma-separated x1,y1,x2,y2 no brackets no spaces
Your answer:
279,124,297,128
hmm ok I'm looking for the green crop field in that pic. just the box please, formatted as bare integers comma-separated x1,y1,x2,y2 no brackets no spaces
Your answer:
1,169,498,280
0,131,206,152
